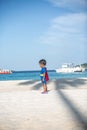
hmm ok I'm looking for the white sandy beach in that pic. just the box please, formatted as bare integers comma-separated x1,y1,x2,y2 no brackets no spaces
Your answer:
0,78,87,130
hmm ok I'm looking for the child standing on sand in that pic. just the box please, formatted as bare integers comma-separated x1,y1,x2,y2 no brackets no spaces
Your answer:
39,59,49,93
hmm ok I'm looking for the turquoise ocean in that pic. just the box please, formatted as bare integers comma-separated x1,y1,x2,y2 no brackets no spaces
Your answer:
0,70,87,81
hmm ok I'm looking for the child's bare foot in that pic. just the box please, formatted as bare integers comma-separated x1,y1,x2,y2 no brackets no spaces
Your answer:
41,91,48,94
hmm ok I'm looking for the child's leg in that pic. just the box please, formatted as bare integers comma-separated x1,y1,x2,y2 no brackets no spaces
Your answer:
43,84,47,92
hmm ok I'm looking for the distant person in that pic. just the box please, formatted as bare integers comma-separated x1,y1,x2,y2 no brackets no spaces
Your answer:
39,59,49,94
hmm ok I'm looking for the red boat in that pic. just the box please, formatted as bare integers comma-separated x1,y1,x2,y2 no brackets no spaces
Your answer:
0,69,12,74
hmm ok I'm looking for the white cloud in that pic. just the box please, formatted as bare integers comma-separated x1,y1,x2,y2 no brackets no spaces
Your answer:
47,0,87,11
40,13,87,45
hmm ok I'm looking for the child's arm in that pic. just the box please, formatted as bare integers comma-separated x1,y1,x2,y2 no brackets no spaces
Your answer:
42,68,46,81
42,73,46,81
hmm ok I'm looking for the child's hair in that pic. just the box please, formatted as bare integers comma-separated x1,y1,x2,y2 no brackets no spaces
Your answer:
39,59,46,65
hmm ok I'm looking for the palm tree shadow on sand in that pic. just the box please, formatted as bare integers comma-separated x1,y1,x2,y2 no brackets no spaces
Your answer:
54,78,87,89
18,78,87,129
18,80,52,91
18,80,42,90
55,79,87,130
18,78,87,90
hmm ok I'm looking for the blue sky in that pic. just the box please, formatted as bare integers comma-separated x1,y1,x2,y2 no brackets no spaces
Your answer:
0,0,87,70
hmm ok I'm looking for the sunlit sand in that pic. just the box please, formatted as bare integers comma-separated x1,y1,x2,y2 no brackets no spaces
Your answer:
0,79,87,130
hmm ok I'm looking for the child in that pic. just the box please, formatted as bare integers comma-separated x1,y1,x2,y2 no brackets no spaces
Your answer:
39,59,49,93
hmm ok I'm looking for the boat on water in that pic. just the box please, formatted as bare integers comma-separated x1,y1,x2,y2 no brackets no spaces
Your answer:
0,69,12,74
56,63,83,73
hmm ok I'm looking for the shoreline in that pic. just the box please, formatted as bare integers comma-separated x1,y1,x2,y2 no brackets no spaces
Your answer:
0,77,87,81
